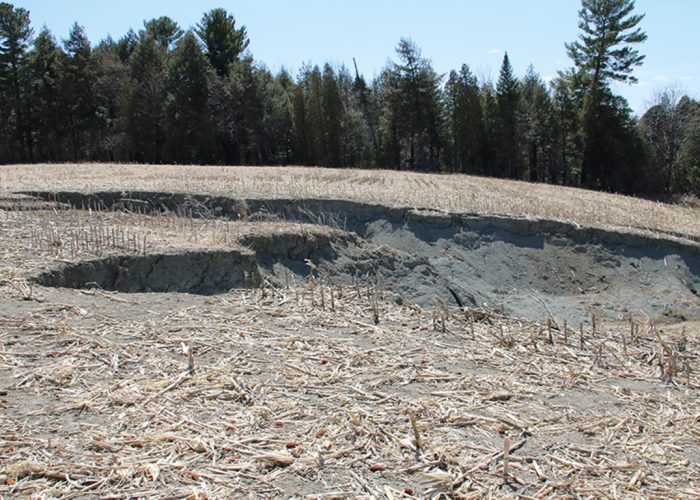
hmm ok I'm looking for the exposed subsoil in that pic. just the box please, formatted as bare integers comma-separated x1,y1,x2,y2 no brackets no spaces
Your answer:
28,191,700,324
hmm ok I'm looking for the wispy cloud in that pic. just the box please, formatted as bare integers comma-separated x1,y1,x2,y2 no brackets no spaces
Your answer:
543,75,555,83
651,75,669,81
488,48,501,55
680,75,695,81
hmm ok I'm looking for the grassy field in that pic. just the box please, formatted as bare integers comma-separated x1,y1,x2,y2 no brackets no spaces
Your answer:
1,163,699,240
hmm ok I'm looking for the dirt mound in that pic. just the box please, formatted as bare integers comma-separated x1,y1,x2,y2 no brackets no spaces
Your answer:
28,191,700,323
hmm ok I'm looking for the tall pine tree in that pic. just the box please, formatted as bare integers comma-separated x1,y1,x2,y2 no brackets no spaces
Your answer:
124,34,167,162
445,64,482,173
496,52,520,178
320,64,344,167
94,37,129,161
165,31,212,164
60,23,98,160
520,65,558,182
386,38,443,170
0,2,33,161
551,69,585,185
143,16,183,50
196,8,248,78
566,0,647,187
28,27,62,161
255,67,294,164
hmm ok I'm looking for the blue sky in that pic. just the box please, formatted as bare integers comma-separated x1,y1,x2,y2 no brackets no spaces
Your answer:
15,0,700,116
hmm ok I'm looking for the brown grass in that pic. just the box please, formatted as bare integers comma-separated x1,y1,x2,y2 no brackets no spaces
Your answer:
1,163,699,240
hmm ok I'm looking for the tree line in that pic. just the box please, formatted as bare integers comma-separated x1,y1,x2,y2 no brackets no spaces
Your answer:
1,0,699,196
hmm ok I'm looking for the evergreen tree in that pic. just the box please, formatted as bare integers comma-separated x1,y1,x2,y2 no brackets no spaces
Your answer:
289,64,327,165
385,38,443,170
206,68,231,163
321,63,344,167
228,57,265,163
374,67,401,168
479,82,499,177
143,16,183,50
445,64,482,173
350,63,378,165
28,27,62,161
551,70,585,185
305,65,324,164
595,92,649,193
496,52,521,178
290,72,311,164
255,67,294,164
336,64,373,167
673,120,700,196
115,29,138,63
566,0,647,187
566,0,646,87
208,55,267,164
93,38,129,161
60,22,98,160
124,34,167,162
520,65,558,182
351,58,370,114
196,8,248,78
0,2,33,161
164,31,212,164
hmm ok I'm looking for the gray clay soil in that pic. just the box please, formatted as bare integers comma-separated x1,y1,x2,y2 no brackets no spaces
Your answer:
33,192,700,325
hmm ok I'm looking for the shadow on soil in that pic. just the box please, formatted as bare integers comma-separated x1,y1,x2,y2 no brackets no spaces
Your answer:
28,191,700,323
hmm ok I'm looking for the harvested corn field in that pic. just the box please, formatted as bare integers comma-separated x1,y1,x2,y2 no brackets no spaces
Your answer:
2,163,699,241
0,165,699,498
1,284,699,498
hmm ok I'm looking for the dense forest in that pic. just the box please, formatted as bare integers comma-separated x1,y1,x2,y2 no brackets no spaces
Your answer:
1,0,699,196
